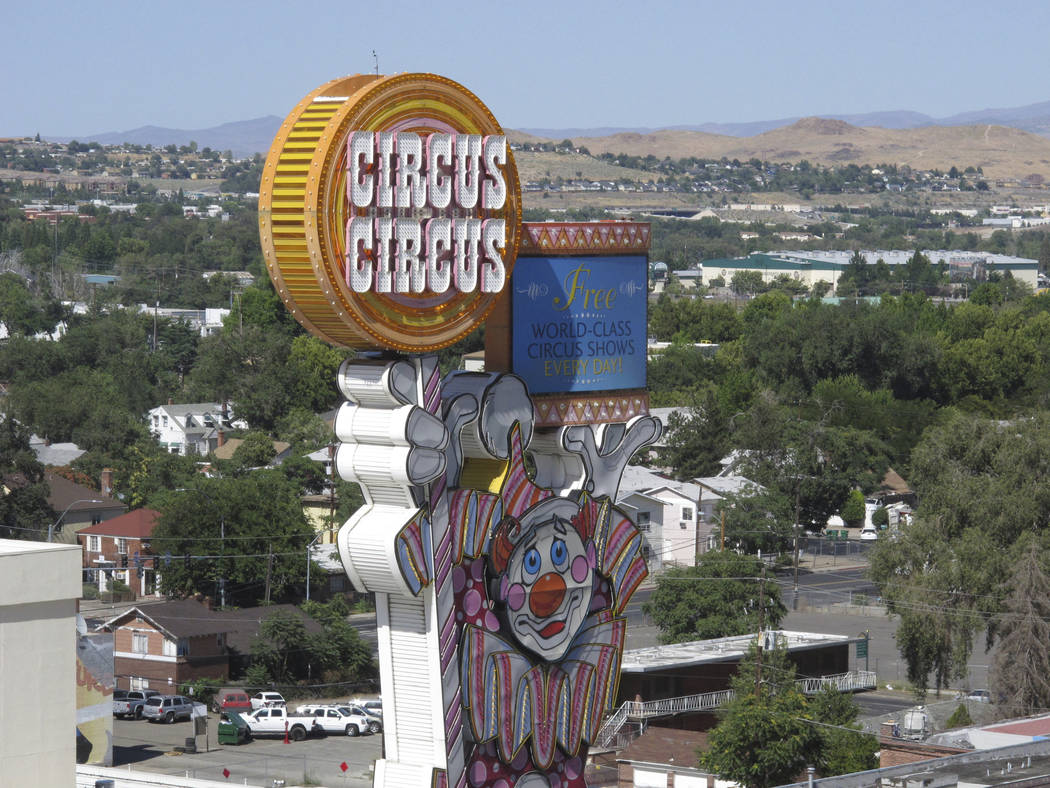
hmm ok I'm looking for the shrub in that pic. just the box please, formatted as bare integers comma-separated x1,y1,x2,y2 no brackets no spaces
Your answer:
82,582,99,600
946,703,973,729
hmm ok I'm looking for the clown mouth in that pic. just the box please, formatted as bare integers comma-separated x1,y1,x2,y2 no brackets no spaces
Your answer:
539,620,565,638
515,588,586,647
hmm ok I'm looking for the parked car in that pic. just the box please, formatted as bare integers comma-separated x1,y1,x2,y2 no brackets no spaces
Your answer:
142,694,194,723
350,697,382,718
341,703,383,732
213,688,252,714
967,689,992,703
295,704,377,736
250,691,286,710
243,707,322,741
113,689,161,719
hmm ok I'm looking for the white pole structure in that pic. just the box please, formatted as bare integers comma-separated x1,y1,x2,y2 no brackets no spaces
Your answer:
305,532,322,601
48,498,102,542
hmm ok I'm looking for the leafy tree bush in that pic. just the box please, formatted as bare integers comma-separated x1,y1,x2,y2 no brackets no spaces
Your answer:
840,489,866,527
945,703,973,729
644,552,784,643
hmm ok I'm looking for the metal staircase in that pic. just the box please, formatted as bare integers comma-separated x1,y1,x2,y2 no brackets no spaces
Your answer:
593,670,876,750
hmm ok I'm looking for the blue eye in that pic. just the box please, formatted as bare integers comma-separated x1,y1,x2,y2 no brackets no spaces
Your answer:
550,539,567,568
523,547,541,577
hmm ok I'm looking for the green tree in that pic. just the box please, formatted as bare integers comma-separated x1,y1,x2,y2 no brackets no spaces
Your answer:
644,552,784,643
808,686,878,776
731,269,765,296
945,703,973,729
663,385,731,479
301,596,377,683
152,472,314,606
0,272,63,336
839,489,866,527
0,417,52,539
229,431,276,471
700,641,815,788
989,538,1050,718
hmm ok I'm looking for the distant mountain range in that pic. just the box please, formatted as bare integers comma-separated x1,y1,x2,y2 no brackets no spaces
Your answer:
519,100,1050,140
47,98,1050,157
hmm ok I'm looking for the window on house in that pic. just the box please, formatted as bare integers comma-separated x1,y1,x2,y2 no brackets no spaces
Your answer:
130,676,147,691
91,515,102,525
87,535,100,552
132,632,148,654
636,512,651,532
162,415,168,427
680,521,689,529
116,538,127,554
641,544,651,559
177,639,189,657
162,638,176,657
682,506,693,521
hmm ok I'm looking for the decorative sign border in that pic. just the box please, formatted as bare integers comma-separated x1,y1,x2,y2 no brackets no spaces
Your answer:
519,221,650,256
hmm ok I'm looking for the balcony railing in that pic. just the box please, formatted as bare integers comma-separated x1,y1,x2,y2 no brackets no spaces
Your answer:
592,670,876,750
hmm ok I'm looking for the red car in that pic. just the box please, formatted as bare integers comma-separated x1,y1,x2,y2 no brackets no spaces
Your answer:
213,688,252,714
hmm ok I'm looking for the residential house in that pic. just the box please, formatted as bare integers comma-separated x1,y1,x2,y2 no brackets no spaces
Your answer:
615,727,713,787
100,599,230,692
219,604,325,677
98,600,326,692
29,434,85,467
211,437,292,467
307,543,351,597
78,508,161,598
45,471,126,545
617,465,706,569
146,402,236,456
693,474,763,552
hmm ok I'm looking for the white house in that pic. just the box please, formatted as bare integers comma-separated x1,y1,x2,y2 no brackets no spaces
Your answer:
693,473,764,552
617,466,709,569
146,402,237,456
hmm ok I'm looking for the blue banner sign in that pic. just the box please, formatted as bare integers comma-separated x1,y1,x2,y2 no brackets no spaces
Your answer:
512,256,647,394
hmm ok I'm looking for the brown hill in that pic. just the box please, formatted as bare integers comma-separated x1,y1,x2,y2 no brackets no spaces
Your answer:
525,118,1050,181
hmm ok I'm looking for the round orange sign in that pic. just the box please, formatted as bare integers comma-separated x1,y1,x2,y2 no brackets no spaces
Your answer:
259,73,522,351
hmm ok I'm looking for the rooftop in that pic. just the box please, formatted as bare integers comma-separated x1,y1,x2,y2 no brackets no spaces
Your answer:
78,508,159,540
620,630,852,673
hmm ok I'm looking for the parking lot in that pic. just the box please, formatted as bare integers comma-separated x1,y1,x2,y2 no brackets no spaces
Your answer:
113,713,382,786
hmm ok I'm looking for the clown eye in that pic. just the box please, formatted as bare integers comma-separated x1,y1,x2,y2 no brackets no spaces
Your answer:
523,547,542,578
550,539,568,568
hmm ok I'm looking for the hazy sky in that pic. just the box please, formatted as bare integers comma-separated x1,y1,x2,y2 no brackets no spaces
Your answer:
6,0,1049,137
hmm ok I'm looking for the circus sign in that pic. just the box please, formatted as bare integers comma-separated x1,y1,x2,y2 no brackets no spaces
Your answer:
259,73,522,352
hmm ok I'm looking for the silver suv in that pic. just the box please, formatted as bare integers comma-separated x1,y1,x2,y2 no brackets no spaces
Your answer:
142,694,194,723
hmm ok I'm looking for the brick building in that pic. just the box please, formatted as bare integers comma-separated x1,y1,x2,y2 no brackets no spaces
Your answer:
100,599,229,691
78,508,161,598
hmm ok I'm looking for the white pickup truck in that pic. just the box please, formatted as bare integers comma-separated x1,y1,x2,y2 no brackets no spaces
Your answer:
296,704,377,736
241,707,322,741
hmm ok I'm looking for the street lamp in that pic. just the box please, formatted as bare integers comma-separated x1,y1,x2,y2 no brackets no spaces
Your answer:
48,499,103,543
175,487,226,608
305,532,323,602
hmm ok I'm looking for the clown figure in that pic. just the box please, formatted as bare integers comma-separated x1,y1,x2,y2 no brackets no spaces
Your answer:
490,499,595,663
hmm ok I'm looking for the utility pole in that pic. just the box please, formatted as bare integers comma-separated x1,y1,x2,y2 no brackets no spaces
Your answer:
264,542,273,604
720,509,725,551
755,564,766,697
793,488,802,609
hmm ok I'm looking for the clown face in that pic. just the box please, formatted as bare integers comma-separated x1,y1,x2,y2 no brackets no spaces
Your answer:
499,514,595,662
